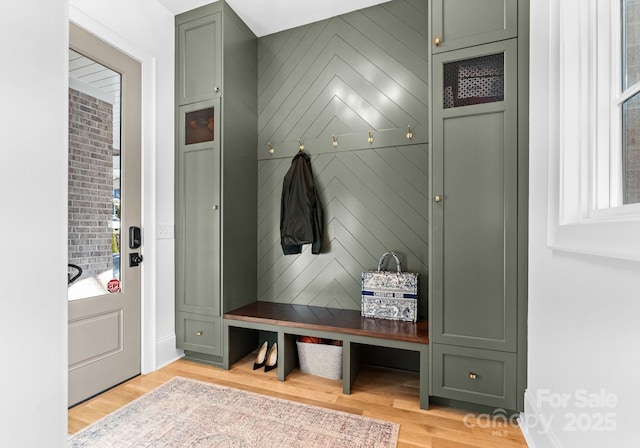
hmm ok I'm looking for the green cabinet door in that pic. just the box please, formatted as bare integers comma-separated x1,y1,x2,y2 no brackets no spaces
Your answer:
431,0,518,53
431,40,518,352
177,12,222,105
175,99,221,329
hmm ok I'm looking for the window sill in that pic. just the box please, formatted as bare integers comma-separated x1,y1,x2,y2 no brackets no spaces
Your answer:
548,217,640,261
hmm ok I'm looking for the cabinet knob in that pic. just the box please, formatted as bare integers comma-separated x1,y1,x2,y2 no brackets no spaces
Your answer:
212,204,219,210
434,37,441,46
196,330,203,336
469,372,477,380
434,195,442,203
214,86,220,93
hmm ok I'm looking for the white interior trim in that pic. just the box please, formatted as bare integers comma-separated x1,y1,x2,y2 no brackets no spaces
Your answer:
518,390,564,448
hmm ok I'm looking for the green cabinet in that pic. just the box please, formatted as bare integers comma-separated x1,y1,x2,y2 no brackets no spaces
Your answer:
431,0,518,53
175,1,257,366
429,1,527,411
177,12,222,105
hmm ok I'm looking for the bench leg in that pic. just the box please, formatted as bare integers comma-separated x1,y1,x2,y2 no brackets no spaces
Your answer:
419,346,429,410
222,321,230,370
280,332,297,382
343,341,360,395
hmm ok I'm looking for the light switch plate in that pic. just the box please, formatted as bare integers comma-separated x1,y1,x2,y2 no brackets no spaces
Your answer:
157,223,174,239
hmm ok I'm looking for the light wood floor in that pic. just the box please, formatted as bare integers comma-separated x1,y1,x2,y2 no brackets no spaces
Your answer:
69,355,528,447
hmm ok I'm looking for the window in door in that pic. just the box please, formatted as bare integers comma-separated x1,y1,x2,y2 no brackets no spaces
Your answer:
68,49,122,300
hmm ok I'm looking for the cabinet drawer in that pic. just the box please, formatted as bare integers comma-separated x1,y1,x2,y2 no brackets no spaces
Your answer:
433,344,516,409
177,312,222,356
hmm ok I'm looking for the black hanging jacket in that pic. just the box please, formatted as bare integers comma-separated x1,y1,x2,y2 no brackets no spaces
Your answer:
280,151,324,255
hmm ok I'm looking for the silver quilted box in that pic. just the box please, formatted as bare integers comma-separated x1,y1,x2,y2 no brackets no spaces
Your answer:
361,252,418,322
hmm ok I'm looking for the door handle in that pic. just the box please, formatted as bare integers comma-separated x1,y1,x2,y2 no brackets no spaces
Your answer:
129,253,143,267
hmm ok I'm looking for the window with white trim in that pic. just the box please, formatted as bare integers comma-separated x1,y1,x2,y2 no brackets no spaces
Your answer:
545,0,640,260
589,0,640,213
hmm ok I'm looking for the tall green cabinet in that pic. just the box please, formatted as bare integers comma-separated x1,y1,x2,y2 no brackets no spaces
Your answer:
175,0,257,366
429,0,528,410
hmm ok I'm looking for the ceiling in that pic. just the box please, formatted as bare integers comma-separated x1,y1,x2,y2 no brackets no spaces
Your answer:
155,0,390,37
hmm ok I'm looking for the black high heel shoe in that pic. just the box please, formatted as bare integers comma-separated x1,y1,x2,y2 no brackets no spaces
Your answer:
264,342,278,372
253,341,269,370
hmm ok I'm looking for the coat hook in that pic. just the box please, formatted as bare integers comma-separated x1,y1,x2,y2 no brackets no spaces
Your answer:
298,139,305,151
407,125,413,140
332,135,338,148
368,130,374,144
267,142,274,155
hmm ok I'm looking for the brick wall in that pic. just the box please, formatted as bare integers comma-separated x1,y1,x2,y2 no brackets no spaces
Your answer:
68,88,114,281
625,0,640,204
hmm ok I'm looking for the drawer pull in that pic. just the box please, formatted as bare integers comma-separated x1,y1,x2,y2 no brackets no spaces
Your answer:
196,331,203,336
434,37,441,46
469,372,477,380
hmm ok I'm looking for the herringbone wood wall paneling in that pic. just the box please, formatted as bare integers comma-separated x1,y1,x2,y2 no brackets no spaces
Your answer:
257,0,429,318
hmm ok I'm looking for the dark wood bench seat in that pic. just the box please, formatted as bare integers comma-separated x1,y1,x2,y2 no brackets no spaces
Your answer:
223,301,429,409
223,301,428,344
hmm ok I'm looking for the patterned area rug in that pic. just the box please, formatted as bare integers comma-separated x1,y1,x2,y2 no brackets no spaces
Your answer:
68,377,399,447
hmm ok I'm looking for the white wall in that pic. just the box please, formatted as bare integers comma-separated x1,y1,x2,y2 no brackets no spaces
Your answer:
69,0,181,371
0,0,69,446
525,1,640,446
0,0,177,443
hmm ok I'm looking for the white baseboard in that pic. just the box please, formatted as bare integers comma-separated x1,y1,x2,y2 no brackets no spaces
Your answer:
518,390,564,448
155,334,184,370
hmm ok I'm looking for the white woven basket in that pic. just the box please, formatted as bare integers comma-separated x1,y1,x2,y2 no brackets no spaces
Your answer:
296,340,343,380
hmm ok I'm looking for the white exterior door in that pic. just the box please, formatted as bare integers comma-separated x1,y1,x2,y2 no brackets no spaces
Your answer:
67,23,142,406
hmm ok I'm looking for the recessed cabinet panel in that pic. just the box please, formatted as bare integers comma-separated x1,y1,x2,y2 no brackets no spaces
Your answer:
432,40,518,352
432,0,517,53
441,112,511,343
177,13,222,105
184,148,220,313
